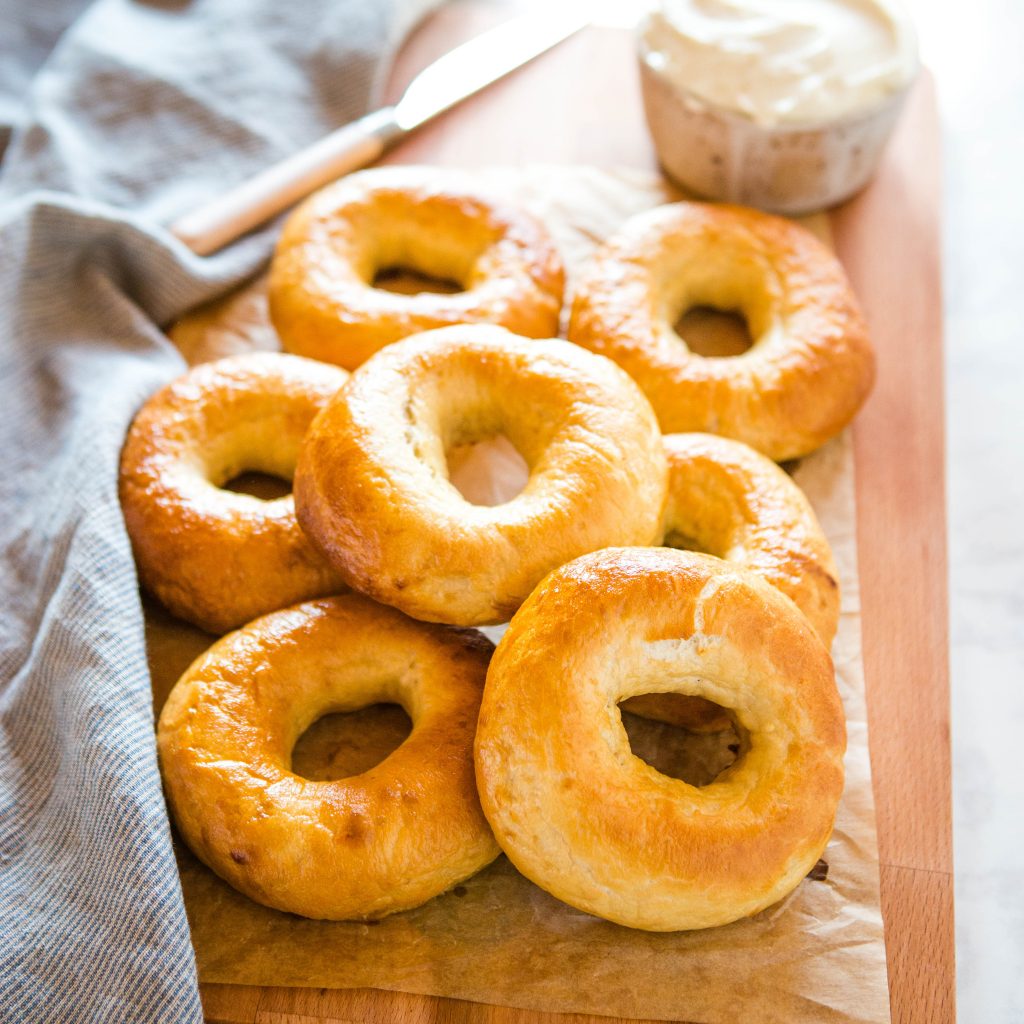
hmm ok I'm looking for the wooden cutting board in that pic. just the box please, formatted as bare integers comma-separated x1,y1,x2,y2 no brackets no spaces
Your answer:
199,9,953,1024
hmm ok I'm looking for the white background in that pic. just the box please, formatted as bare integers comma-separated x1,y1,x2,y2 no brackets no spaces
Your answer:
907,0,1024,1020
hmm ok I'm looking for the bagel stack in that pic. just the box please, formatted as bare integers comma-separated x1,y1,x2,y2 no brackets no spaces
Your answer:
127,169,870,932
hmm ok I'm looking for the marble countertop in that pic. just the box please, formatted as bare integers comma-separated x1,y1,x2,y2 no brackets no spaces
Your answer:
903,0,1024,1019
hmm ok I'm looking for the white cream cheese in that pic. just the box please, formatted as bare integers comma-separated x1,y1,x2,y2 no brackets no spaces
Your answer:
641,0,917,127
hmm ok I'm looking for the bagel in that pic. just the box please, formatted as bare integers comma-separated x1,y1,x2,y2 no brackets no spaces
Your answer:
157,595,500,920
269,167,565,369
119,353,347,634
294,325,669,626
567,201,875,461
623,432,839,730
474,547,846,932
660,433,839,642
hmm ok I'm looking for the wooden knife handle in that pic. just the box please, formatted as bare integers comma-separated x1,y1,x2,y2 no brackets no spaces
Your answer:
170,107,404,256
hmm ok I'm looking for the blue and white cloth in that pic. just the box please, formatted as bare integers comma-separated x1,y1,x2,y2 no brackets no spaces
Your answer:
0,2,431,1019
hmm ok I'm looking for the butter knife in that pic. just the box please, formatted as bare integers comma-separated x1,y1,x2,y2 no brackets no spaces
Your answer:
171,8,588,256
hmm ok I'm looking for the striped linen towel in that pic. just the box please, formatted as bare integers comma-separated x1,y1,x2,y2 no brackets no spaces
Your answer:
0,1,434,1019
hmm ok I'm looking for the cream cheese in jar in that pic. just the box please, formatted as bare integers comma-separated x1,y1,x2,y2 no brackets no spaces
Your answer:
638,0,919,211
644,0,917,127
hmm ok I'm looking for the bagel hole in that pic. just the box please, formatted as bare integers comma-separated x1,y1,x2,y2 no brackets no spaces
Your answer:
674,306,753,358
291,703,412,781
661,528,733,565
661,528,710,556
372,266,464,295
222,470,292,500
619,696,744,787
447,434,529,506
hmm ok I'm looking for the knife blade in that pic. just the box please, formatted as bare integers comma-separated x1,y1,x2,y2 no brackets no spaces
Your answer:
171,8,589,256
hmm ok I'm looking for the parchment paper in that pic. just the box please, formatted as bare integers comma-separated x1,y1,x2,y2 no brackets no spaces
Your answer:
147,167,890,1024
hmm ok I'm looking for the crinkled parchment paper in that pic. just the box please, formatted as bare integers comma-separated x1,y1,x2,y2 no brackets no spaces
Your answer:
146,167,890,1023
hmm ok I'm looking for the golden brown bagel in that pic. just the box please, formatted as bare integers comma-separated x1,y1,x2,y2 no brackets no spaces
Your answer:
294,324,669,626
660,433,839,642
119,353,347,634
269,167,565,369
624,432,839,729
567,201,875,461
158,595,499,920
475,547,847,932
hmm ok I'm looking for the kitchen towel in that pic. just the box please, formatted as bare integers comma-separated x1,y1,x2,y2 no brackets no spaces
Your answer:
0,1,434,1019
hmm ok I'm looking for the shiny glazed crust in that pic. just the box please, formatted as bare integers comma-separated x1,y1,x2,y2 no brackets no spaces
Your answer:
657,432,840,643
157,595,500,920
624,432,840,728
567,201,875,461
119,353,348,634
269,167,565,369
294,325,669,626
475,548,847,932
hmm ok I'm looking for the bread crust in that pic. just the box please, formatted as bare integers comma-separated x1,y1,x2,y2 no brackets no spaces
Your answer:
119,353,347,633
475,547,847,932
667,433,839,638
625,432,840,729
664,432,839,640
157,595,499,920
269,167,565,369
568,201,875,461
